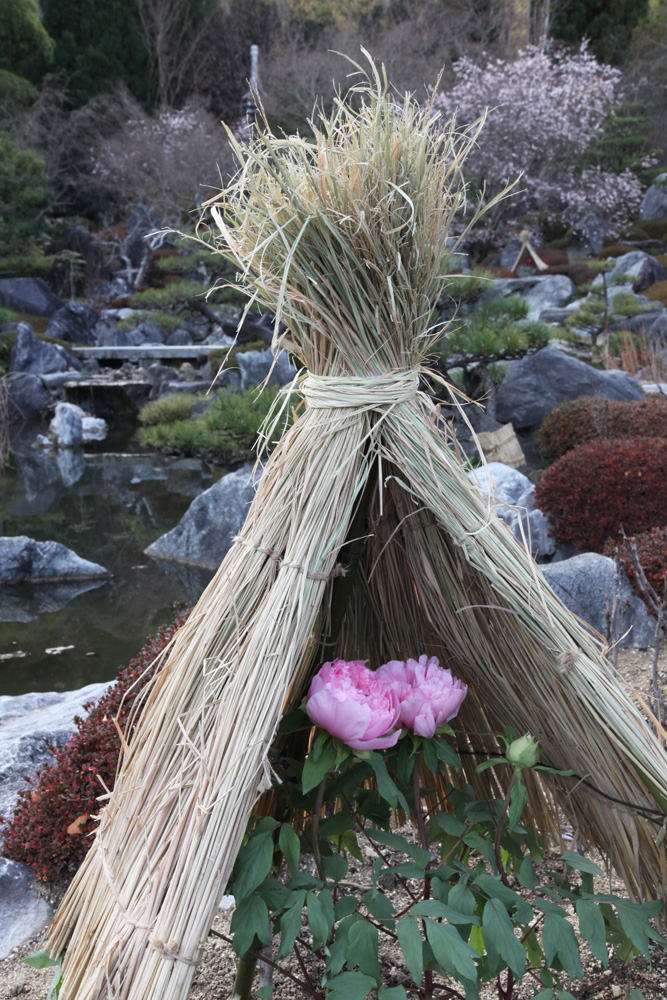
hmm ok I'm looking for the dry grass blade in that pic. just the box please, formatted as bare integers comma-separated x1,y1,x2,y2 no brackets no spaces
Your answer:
49,56,667,1000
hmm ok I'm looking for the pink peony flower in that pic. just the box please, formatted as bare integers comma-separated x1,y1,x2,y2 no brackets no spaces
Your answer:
306,659,402,750
377,655,467,739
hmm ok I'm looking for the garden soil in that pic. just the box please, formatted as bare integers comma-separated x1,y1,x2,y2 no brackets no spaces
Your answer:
3,646,667,1000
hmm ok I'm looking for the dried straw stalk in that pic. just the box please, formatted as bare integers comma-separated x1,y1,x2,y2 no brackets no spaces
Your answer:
49,59,667,1000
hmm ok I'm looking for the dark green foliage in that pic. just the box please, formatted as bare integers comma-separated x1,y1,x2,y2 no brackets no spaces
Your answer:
0,130,50,253
137,386,290,464
0,0,53,80
2,611,188,882
534,437,667,553
37,0,149,107
552,0,650,64
579,100,661,186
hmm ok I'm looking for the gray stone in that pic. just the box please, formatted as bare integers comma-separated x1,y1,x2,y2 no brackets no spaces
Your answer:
0,278,64,318
468,463,532,507
9,324,76,376
44,302,99,345
135,321,165,344
468,465,556,559
489,275,576,321
570,210,607,254
593,251,666,294
49,402,83,447
7,373,50,422
649,313,667,348
0,536,109,584
97,325,146,348
618,307,666,336
0,682,112,820
542,552,655,649
145,464,258,569
237,348,297,390
496,347,645,430
166,328,192,346
499,238,523,270
639,172,667,221
0,859,53,958
56,446,85,487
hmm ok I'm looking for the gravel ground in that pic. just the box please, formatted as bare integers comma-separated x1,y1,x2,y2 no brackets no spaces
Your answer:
2,646,667,1000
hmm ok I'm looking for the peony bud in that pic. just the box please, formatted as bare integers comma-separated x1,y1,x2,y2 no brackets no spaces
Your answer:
506,734,540,770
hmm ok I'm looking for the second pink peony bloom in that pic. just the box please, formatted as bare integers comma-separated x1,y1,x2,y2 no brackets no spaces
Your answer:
377,654,467,739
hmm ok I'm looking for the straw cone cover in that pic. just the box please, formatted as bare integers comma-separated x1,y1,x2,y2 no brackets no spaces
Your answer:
48,59,667,1000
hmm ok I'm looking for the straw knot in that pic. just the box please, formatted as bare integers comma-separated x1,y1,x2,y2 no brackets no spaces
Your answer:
149,938,202,967
302,370,419,410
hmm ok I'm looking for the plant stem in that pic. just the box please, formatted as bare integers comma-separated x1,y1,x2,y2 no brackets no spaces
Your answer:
211,930,323,1000
230,937,260,1000
494,773,517,888
311,776,327,881
412,755,433,997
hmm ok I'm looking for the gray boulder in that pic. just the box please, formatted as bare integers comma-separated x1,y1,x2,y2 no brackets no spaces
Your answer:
97,325,146,348
9,323,77,376
7,372,50,422
639,173,667,221
0,682,111,820
145,464,257,569
44,302,99,345
490,275,576,321
0,859,53,958
542,552,655,649
593,251,666,294
50,402,83,447
468,464,555,559
134,320,165,344
649,313,667,349
570,210,607,254
237,348,297,390
496,347,644,430
0,277,64,318
0,536,109,584
166,328,193,346
0,578,107,623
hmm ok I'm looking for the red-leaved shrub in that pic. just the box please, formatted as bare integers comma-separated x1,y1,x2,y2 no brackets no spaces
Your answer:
534,438,667,554
1,610,188,883
537,395,667,466
604,526,667,602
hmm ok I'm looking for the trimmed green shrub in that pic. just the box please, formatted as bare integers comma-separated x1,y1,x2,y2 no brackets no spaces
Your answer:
137,386,290,463
138,392,206,427
1,610,188,883
644,280,667,307
537,395,667,465
534,437,667,553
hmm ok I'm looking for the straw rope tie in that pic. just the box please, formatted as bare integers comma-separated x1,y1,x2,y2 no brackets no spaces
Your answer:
301,369,420,409
234,537,347,582
149,938,202,967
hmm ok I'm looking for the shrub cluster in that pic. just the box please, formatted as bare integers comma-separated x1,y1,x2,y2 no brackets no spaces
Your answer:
137,386,289,464
537,395,667,465
604,526,667,600
534,438,667,553
1,611,188,883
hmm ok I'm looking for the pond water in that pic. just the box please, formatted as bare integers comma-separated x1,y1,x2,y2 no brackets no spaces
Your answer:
0,425,217,696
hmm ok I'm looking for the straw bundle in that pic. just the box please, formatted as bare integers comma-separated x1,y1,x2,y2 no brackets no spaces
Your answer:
49,59,667,1000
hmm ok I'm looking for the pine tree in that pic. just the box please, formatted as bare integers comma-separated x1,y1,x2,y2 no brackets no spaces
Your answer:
552,0,650,64
37,0,150,107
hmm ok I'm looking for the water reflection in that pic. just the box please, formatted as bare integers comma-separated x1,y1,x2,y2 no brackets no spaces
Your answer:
0,430,217,695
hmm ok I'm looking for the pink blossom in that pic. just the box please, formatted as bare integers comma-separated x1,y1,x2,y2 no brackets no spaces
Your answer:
306,659,402,750
377,655,467,739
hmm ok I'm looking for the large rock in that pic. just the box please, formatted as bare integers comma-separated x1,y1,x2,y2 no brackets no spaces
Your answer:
490,275,576,321
0,277,64,318
145,465,257,569
7,372,50,422
0,682,112,820
9,323,77,376
237,348,297,390
496,347,644,430
44,302,99,345
542,552,655,649
50,402,83,447
0,859,53,958
594,251,666,294
639,173,667,221
0,536,109,584
468,463,555,559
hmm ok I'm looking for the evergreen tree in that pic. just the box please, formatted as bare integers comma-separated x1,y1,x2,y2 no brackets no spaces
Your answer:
552,0,650,64
37,0,150,107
